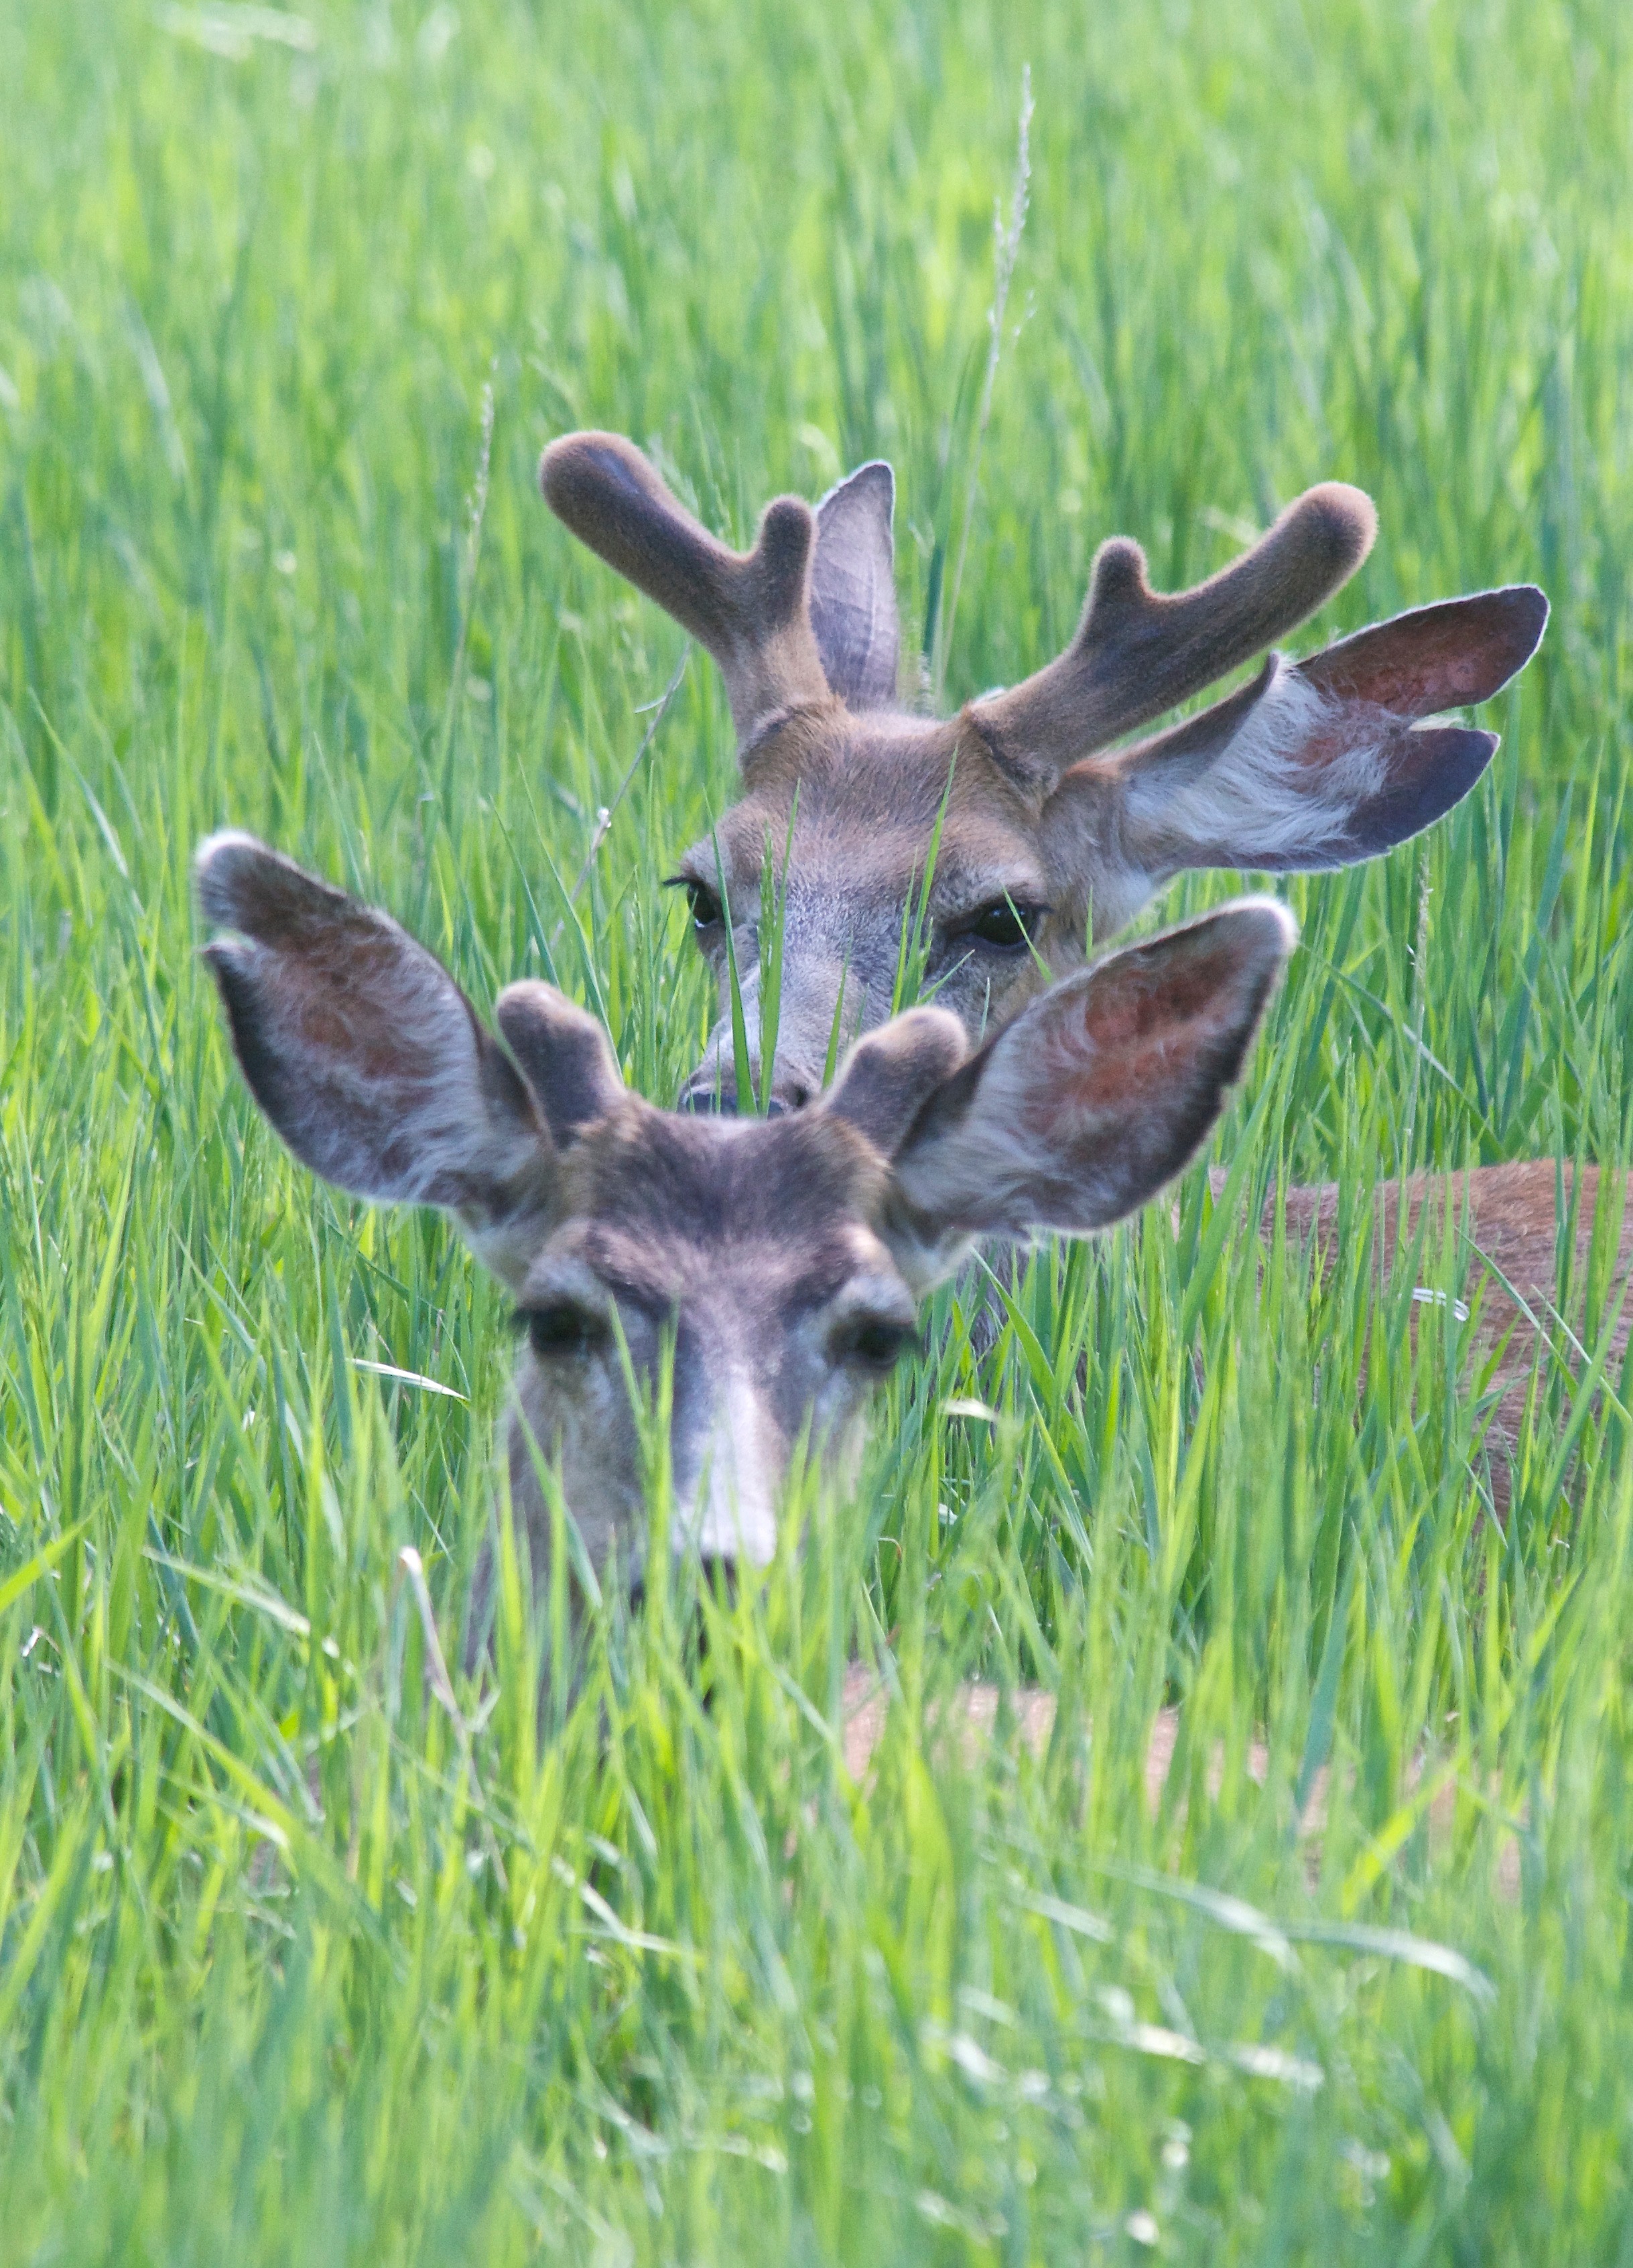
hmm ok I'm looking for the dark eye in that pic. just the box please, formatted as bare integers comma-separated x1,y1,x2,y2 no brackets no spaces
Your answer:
518,1303,608,1360
966,899,1045,951
834,1317,916,1373
683,880,723,932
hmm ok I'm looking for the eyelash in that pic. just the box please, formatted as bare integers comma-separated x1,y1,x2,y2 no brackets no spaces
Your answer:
946,900,1049,953
663,876,725,932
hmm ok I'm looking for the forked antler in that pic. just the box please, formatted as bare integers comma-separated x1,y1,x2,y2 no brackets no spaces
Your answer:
968,483,1378,792
539,434,1543,869
541,433,1376,779
539,432,832,747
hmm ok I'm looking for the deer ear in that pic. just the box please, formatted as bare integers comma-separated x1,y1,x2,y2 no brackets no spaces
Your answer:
1052,585,1548,901
888,900,1295,1263
196,833,560,1289
824,1005,967,1154
811,462,899,710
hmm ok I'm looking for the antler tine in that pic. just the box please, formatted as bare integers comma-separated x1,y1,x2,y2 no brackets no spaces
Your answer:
539,431,834,749
968,483,1378,795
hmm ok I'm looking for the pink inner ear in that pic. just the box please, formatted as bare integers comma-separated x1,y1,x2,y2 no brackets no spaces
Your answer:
287,935,442,1083
1040,939,1248,1120
1301,589,1546,716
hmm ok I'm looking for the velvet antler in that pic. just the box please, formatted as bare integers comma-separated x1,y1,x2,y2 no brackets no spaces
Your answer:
540,432,834,750
966,484,1378,795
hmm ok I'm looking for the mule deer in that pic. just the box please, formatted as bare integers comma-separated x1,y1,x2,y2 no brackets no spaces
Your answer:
534,438,1629,1506
196,833,1293,1631
537,432,1545,1113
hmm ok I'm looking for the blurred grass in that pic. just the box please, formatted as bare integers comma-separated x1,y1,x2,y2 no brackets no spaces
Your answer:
1,0,1631,2257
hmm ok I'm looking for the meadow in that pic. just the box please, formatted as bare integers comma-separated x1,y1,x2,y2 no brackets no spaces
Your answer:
2,0,1632,2257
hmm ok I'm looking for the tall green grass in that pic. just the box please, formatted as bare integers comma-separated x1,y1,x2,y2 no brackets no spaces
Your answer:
1,0,1630,2256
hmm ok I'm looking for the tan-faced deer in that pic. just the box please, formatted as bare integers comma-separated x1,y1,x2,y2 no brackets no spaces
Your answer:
537,432,1545,1112
196,833,1293,1639
535,438,1630,1511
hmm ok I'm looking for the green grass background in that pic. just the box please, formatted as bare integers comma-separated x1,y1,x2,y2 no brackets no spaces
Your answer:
1,0,1632,2257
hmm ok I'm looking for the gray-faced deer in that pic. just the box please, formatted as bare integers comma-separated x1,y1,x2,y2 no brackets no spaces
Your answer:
537,432,1545,1113
196,833,1293,1631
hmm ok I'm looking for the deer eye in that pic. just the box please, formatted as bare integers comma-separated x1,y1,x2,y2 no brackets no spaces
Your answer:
964,899,1046,951
518,1302,608,1361
683,880,724,932
661,873,727,933
832,1316,917,1373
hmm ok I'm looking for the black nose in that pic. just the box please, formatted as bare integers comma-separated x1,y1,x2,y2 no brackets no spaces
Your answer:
679,1077,737,1115
677,1072,815,1117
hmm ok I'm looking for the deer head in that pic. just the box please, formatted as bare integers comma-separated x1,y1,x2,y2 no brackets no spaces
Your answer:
197,832,1294,1628
539,434,1545,1112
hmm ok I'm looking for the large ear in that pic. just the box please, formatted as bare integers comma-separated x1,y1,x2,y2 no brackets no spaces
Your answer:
196,833,568,1287
810,462,899,710
1049,585,1548,895
885,900,1296,1260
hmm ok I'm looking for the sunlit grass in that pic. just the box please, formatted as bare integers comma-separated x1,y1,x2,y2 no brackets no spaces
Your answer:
1,0,1630,2257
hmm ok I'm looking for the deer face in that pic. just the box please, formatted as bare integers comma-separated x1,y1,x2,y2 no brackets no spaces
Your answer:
198,834,1294,1621
541,434,1547,1111
504,1105,913,1578
671,714,1063,1113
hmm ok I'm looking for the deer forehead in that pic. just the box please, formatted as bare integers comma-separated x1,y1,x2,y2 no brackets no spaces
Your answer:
688,725,1049,912
523,1107,902,1314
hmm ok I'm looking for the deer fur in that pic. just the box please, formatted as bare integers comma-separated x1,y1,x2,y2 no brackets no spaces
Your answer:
534,437,1617,1509
537,433,1545,1112
1271,1161,1633,1513
836,1667,1527,1902
197,834,1293,1650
